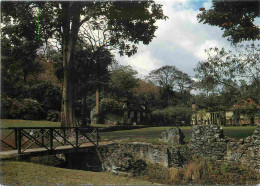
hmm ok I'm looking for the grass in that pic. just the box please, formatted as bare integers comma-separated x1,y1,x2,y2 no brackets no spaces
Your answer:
100,126,191,143
100,126,256,143
0,119,60,128
222,126,256,139
0,119,114,128
0,161,153,185
0,119,257,144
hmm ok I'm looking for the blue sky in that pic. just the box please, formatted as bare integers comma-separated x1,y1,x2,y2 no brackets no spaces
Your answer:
115,0,259,79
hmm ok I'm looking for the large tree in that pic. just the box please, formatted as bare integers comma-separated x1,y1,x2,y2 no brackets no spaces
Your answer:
146,65,192,106
197,0,260,44
194,44,260,112
2,1,167,127
194,45,260,93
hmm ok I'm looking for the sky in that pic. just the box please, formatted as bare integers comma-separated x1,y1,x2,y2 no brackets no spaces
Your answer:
115,0,258,79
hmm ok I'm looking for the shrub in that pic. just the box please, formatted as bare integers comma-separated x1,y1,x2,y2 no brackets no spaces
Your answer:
139,163,171,184
100,98,126,114
46,110,61,122
1,95,13,118
169,158,260,185
28,81,62,112
1,96,45,120
150,105,191,126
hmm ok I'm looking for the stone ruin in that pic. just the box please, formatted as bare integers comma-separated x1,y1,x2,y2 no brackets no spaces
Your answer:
64,124,260,174
190,125,229,160
161,124,260,171
160,128,185,145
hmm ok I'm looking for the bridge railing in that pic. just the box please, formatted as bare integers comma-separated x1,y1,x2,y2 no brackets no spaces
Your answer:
0,127,99,154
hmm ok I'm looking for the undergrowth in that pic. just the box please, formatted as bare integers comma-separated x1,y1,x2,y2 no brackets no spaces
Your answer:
133,158,260,185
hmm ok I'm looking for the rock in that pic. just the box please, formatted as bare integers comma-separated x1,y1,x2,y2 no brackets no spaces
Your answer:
160,128,185,145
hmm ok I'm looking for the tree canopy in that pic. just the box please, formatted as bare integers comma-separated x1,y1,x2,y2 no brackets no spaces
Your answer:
1,1,167,127
197,0,260,44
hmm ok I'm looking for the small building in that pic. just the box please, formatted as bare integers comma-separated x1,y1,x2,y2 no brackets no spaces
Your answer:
191,98,259,126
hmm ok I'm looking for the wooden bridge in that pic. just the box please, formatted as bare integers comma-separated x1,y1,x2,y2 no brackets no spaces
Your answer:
0,127,100,157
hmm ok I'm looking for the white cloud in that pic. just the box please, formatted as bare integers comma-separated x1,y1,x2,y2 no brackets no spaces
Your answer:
194,40,221,60
115,45,162,77
115,0,234,77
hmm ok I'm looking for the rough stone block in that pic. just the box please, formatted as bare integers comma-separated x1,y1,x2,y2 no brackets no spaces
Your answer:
160,128,185,145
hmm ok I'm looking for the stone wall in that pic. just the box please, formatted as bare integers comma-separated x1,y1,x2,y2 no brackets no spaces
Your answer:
190,125,229,160
63,125,260,174
190,124,260,171
97,143,168,173
225,125,260,171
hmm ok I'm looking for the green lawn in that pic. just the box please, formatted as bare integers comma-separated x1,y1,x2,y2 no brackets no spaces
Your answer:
0,161,153,185
100,126,257,143
100,126,191,143
0,119,114,128
0,119,60,128
0,119,257,143
223,126,257,139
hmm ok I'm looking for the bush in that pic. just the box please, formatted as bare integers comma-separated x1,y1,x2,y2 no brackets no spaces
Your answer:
100,98,126,114
169,158,260,185
1,96,45,120
1,95,13,118
139,163,171,184
46,110,61,122
150,105,191,126
20,98,45,120
28,81,62,112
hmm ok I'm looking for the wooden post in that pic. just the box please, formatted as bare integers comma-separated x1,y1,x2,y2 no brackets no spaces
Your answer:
63,128,66,145
50,129,53,154
96,128,99,146
17,129,21,154
75,128,78,148
14,129,17,150
41,129,44,146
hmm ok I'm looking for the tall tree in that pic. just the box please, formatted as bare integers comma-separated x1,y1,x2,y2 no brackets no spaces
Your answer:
194,45,260,95
1,3,44,87
71,46,113,126
146,65,192,106
2,1,167,127
197,0,260,44
109,64,140,100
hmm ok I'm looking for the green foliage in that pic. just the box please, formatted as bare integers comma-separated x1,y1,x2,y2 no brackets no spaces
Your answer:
150,105,192,126
2,1,168,126
1,3,45,83
71,46,113,97
146,65,193,107
197,0,260,44
101,98,126,114
1,96,45,120
147,65,192,92
109,65,140,98
46,110,61,122
28,81,62,112
99,98,127,125
194,45,260,112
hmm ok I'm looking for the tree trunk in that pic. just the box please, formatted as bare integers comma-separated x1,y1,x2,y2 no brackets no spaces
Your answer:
96,90,99,115
60,3,81,128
